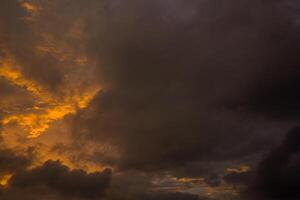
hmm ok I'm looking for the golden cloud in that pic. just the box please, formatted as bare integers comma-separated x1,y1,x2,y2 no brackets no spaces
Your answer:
0,56,99,138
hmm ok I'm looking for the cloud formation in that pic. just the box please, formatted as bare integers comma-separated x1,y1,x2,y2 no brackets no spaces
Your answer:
1,0,300,200
245,127,300,200
73,0,300,173
0,159,111,200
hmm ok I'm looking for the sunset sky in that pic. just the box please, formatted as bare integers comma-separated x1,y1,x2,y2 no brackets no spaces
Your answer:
0,1,300,200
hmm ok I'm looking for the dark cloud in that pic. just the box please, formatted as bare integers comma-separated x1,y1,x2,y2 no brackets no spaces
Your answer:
0,149,31,174
245,127,300,200
7,160,112,199
0,79,16,96
107,171,207,200
72,0,299,173
0,158,205,200
204,174,221,187
122,192,205,200
166,162,212,179
237,27,300,119
223,171,253,185
1,0,300,199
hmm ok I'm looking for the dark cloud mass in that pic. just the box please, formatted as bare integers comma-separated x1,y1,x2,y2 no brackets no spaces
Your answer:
0,149,31,174
74,0,300,171
239,29,300,118
10,160,112,198
245,127,300,200
0,160,111,200
1,0,300,200
223,171,253,185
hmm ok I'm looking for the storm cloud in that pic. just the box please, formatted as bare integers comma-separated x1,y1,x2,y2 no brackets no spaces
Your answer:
245,127,300,200
72,0,300,173
1,0,300,199
0,160,111,200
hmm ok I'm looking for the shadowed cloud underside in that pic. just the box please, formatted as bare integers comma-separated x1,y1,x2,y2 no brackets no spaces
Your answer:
0,0,300,200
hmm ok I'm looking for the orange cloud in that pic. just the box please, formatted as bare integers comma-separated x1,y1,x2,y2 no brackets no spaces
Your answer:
0,174,12,187
226,165,251,173
20,1,39,14
0,58,99,138
0,62,51,102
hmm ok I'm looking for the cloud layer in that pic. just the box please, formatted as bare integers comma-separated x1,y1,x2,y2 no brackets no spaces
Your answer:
1,0,300,199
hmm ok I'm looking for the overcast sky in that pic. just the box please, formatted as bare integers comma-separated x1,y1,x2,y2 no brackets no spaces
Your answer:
0,1,300,200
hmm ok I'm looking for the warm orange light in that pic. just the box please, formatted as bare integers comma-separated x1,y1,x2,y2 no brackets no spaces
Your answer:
172,177,204,183
0,174,12,186
0,59,99,138
226,165,251,173
0,63,51,102
20,2,39,13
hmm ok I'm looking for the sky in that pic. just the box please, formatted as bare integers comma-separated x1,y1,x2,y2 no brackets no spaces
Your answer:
0,0,300,200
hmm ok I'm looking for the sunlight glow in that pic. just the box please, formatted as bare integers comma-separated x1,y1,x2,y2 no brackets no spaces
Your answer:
0,59,99,138
0,174,12,187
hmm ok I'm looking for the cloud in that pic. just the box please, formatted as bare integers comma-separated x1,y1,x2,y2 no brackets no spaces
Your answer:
121,192,206,200
245,127,300,200
106,171,208,200
0,0,100,138
0,143,111,200
72,0,299,173
7,160,112,199
237,29,300,119
0,0,63,90
1,1,300,199
223,171,253,185
0,158,206,200
0,149,31,175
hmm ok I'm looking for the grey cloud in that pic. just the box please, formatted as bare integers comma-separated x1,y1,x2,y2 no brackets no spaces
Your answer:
223,171,253,185
9,160,112,199
74,0,299,173
245,127,300,200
